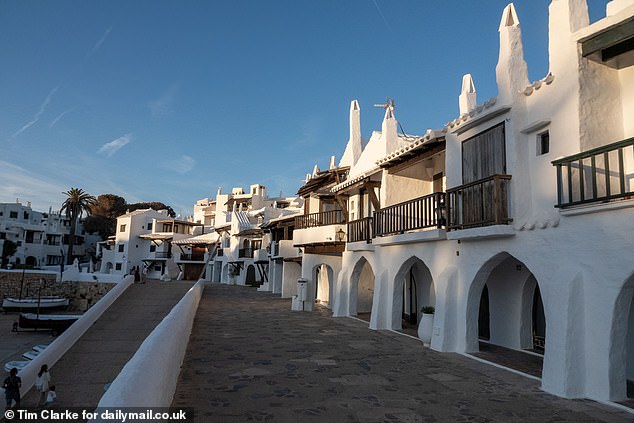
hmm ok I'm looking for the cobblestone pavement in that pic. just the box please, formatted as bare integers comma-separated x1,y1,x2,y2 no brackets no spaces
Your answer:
21,279,194,410
172,284,633,423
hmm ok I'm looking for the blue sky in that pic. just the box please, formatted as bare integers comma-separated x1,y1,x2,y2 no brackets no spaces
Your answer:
0,1,607,217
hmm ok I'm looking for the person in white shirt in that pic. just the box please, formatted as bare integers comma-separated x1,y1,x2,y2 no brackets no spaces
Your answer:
35,364,51,409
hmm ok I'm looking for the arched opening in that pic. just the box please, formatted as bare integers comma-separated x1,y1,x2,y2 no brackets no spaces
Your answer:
221,263,229,283
609,272,634,401
314,264,334,309
349,257,375,321
393,257,435,332
468,253,546,378
25,256,37,267
246,264,257,286
478,285,490,340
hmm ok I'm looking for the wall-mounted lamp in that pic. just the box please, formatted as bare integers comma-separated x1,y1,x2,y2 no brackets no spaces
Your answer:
336,228,346,243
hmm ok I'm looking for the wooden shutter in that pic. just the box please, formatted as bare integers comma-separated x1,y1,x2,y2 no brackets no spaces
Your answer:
462,122,506,183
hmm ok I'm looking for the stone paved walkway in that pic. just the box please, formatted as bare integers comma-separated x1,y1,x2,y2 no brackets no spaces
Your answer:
22,279,194,410
172,284,633,423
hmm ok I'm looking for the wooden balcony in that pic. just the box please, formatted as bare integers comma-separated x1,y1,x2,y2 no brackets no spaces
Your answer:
552,137,634,208
447,175,512,230
295,210,345,229
155,251,171,259
374,193,446,237
238,248,254,259
179,253,205,261
347,217,373,243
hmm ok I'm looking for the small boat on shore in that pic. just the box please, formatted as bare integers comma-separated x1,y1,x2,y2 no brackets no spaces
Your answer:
18,313,81,333
2,297,69,311
3,360,29,373
32,344,49,353
22,350,40,360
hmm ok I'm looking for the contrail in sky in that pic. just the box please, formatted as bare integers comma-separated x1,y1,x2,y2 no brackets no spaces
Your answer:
12,85,59,139
89,26,113,56
372,0,393,32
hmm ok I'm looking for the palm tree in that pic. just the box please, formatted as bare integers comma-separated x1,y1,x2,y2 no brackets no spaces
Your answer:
61,188,96,265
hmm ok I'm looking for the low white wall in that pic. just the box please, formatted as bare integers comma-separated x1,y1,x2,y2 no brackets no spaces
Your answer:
92,279,204,412
60,272,124,283
11,275,134,396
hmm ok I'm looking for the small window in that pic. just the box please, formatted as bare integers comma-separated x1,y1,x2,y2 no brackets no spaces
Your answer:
150,245,156,252
147,222,153,231
537,131,549,155
120,224,126,232
118,244,125,252
9,211,18,219
23,211,29,219
115,263,122,270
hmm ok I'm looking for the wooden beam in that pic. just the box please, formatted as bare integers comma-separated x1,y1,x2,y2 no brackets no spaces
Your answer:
304,244,345,255
386,142,446,174
367,185,381,211
335,195,349,222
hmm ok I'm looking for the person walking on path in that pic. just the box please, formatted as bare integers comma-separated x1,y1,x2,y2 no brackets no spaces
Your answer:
141,265,147,283
3,368,21,411
134,266,141,283
35,364,51,409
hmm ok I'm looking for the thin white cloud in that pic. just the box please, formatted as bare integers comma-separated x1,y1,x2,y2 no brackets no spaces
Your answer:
90,26,113,56
97,133,132,157
164,154,195,174
372,0,393,32
148,84,178,117
0,160,68,211
49,107,75,128
12,85,59,139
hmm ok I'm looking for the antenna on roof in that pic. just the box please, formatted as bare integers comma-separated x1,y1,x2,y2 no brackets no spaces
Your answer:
373,97,395,110
374,97,407,136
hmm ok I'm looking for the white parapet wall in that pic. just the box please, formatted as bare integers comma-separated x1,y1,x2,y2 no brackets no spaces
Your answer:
92,279,204,413
13,275,134,395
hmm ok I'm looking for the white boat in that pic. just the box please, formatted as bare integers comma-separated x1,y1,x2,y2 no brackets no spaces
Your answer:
22,350,40,360
4,360,29,373
2,297,69,310
32,344,49,353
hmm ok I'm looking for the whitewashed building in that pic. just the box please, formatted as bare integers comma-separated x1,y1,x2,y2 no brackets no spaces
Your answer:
298,0,634,405
98,208,203,279
0,201,94,268
195,184,302,285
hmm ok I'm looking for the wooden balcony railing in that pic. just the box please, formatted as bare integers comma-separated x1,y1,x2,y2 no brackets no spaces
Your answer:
347,217,373,243
552,137,634,208
447,174,512,230
238,248,254,258
155,251,171,259
295,210,345,229
374,193,446,237
179,254,205,261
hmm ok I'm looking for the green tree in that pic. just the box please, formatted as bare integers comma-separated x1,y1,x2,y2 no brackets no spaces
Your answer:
127,202,176,217
83,194,127,239
61,188,96,264
1,239,17,268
